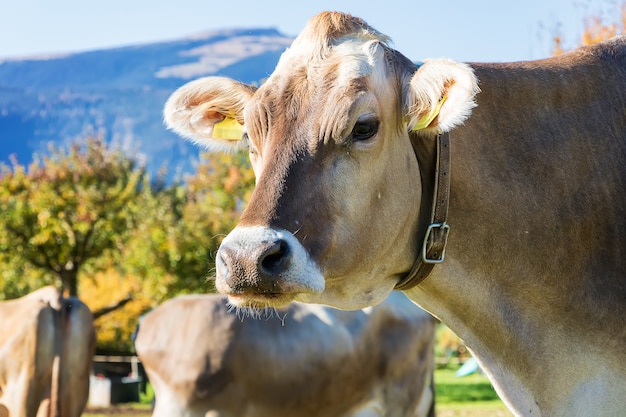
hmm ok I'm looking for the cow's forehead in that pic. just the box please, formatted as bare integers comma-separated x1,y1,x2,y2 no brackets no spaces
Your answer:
276,37,379,81
241,12,396,146
245,38,393,148
273,29,389,94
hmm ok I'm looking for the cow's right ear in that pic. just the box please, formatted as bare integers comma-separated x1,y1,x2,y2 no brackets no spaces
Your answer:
163,76,257,152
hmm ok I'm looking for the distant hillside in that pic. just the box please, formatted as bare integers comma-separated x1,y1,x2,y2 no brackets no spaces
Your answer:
0,28,293,178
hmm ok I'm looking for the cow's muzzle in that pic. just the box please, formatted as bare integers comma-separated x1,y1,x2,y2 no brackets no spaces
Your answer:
215,226,325,306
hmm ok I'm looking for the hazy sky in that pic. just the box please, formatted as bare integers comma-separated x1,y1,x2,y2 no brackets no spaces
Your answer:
0,0,620,63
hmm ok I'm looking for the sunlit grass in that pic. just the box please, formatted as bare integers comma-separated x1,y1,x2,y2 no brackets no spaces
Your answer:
435,367,513,416
436,367,500,402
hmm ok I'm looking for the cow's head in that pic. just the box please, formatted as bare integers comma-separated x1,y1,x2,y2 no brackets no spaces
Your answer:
165,12,478,309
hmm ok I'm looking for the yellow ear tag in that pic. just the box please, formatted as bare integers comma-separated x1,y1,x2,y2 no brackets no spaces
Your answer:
412,95,447,131
213,117,244,141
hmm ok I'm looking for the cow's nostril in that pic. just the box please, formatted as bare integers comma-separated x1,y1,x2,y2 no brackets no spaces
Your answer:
260,239,290,274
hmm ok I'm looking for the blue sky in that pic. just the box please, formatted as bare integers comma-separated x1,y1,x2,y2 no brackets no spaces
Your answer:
0,0,620,63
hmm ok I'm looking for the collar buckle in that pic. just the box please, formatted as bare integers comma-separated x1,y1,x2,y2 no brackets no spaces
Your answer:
422,222,450,264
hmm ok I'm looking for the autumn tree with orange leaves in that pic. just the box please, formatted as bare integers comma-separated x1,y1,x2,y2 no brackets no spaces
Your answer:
553,2,625,55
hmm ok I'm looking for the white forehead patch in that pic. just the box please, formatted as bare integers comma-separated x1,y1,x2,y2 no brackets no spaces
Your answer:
331,38,377,79
274,36,384,84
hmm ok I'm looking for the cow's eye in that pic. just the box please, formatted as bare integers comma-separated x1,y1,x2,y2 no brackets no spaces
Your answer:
351,119,379,141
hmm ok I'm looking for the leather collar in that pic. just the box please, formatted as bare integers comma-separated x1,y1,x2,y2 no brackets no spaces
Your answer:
395,131,451,290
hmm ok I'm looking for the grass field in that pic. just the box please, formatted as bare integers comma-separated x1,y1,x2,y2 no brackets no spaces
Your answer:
83,367,513,417
434,368,513,416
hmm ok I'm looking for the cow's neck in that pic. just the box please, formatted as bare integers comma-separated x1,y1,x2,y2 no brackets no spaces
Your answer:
406,264,621,417
407,263,543,415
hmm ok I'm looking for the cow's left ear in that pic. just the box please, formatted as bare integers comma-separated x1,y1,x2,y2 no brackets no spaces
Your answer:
405,58,479,133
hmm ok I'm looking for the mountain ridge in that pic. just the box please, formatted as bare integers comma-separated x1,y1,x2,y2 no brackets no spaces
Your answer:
0,27,293,178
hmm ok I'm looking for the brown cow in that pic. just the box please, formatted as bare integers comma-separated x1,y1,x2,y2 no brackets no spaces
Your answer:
0,286,95,417
135,292,436,417
164,12,626,417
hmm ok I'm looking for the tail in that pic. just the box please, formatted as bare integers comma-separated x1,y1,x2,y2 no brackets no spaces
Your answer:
427,370,436,417
48,292,66,417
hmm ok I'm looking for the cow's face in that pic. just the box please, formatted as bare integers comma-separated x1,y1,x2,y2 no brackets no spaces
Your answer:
165,12,478,309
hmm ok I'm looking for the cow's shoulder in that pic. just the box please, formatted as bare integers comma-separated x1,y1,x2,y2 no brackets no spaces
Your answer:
586,34,626,64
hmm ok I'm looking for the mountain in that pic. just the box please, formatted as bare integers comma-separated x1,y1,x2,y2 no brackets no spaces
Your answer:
0,28,293,178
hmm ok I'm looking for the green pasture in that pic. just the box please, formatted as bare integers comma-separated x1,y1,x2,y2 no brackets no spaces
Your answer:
433,367,512,416
84,366,512,417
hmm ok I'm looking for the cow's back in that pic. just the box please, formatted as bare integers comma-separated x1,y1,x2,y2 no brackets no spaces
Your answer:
224,293,436,417
136,292,436,417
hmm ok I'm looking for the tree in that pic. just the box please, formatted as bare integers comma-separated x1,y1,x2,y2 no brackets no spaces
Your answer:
123,150,256,296
74,151,255,352
80,268,154,354
0,138,145,297
553,2,625,55
174,150,256,291
0,257,50,301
